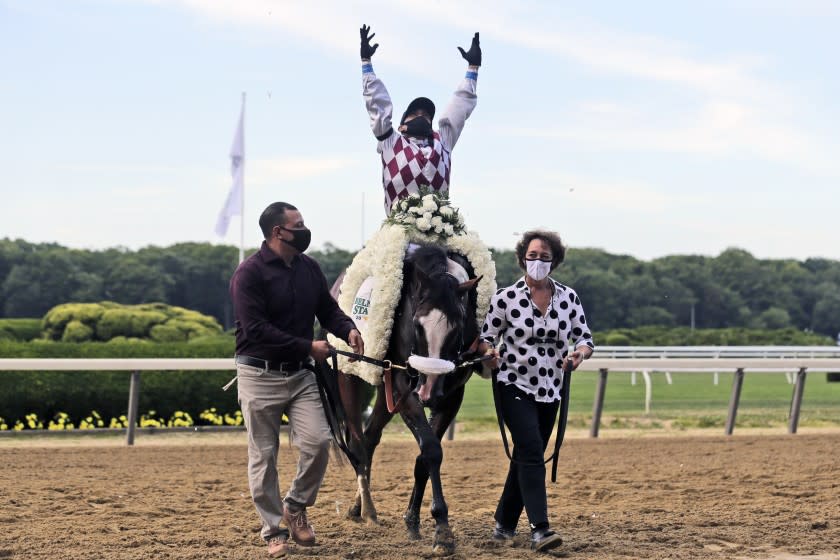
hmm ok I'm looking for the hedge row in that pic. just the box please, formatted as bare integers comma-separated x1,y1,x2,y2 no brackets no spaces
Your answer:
42,302,223,342
0,318,42,342
0,336,237,422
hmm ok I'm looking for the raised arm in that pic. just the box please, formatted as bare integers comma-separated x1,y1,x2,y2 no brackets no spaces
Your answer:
438,32,480,151
360,24,397,144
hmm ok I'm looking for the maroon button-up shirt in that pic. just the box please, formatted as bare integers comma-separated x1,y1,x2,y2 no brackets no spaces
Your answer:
230,242,355,362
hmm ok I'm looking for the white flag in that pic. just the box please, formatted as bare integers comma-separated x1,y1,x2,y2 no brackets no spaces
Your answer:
215,95,245,237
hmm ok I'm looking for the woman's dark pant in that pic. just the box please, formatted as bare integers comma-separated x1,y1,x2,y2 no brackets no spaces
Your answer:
494,382,560,532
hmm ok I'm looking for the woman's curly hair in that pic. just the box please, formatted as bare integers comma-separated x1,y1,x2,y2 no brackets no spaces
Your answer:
515,230,566,271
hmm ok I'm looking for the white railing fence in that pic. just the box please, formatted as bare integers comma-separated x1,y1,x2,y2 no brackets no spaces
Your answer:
1,347,839,445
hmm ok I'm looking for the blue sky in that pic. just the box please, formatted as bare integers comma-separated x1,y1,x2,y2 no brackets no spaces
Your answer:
2,0,839,261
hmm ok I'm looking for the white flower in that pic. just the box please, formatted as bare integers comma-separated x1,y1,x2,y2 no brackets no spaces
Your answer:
439,205,454,217
422,199,438,213
391,198,402,210
443,224,454,236
431,216,444,229
422,193,435,203
456,213,465,226
409,206,424,214
399,199,408,211
423,212,433,221
416,217,432,231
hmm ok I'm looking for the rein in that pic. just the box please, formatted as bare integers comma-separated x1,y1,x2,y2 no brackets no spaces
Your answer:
328,345,489,414
329,348,414,414
330,347,411,373
491,360,574,483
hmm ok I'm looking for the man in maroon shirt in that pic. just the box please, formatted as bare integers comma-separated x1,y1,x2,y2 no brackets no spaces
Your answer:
230,201,364,557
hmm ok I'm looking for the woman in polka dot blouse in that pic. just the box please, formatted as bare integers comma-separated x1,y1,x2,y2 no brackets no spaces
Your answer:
477,230,595,552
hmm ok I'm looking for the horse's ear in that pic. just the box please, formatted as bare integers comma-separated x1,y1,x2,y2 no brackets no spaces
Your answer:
457,275,482,292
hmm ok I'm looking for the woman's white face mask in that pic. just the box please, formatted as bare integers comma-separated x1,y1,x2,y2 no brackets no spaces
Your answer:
525,258,552,281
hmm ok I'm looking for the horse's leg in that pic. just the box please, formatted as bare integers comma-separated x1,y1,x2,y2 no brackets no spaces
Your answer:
404,385,465,542
337,372,371,522
353,382,394,524
399,393,456,555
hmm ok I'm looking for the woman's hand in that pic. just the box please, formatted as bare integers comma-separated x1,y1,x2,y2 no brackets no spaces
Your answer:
563,347,591,372
477,341,499,370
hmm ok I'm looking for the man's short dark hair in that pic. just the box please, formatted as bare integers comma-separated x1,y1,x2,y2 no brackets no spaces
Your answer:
259,202,297,239
515,230,566,271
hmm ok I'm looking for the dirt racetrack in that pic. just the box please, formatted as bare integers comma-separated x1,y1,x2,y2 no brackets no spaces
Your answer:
1,431,838,560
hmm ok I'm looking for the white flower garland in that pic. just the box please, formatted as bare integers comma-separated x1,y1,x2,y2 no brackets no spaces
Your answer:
386,190,465,240
329,210,496,385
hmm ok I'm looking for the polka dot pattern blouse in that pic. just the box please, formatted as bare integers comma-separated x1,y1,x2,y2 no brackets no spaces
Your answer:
481,277,595,403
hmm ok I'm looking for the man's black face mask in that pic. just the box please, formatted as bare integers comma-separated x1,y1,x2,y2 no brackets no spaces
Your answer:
403,117,433,139
280,227,311,253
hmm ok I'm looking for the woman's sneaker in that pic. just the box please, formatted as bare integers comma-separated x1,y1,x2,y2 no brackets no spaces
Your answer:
531,528,563,552
492,521,516,541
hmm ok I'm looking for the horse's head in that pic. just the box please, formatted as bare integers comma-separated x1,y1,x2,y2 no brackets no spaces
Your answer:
393,245,480,405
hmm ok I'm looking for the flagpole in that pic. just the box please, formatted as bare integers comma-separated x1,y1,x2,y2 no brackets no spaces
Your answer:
239,91,246,264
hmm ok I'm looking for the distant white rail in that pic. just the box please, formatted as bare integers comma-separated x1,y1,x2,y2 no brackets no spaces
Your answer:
577,348,840,438
594,345,840,359
2,348,840,443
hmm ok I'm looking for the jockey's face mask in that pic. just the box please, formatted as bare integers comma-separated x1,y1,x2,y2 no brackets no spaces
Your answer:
400,112,433,139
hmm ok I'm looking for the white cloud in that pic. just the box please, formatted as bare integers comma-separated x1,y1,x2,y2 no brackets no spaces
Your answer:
134,0,837,176
503,99,838,177
130,0,438,73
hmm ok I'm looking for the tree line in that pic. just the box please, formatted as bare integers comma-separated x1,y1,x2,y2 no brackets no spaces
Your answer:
1,238,839,338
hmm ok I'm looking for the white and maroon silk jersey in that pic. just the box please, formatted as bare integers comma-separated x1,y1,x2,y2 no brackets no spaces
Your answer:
362,61,477,214
380,132,451,212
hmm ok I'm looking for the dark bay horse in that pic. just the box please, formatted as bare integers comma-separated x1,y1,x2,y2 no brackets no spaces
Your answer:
336,244,483,555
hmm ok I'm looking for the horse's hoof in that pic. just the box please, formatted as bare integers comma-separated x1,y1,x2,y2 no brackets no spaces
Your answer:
346,504,362,522
364,515,380,526
404,512,421,540
432,525,455,556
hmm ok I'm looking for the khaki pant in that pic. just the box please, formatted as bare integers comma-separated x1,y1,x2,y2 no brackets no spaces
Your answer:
236,363,331,540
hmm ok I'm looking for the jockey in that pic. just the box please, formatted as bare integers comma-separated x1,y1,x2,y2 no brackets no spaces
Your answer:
360,25,481,215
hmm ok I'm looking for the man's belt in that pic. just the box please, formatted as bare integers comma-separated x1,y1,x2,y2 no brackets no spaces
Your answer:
235,355,310,373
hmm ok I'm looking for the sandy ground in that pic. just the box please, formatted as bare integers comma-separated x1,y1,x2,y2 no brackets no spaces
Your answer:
0,430,838,560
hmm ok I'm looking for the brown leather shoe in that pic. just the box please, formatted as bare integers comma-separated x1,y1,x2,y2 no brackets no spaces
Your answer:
283,507,316,546
266,535,288,558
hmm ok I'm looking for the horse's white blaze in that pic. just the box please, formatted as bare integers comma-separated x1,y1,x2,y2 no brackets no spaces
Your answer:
418,309,451,360
416,259,467,402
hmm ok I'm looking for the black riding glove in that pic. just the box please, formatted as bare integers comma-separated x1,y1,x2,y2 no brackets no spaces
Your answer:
360,24,379,60
457,32,481,67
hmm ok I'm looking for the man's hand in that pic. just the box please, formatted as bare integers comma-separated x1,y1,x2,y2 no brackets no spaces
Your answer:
310,340,333,362
347,329,365,361
457,32,481,67
360,24,379,60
